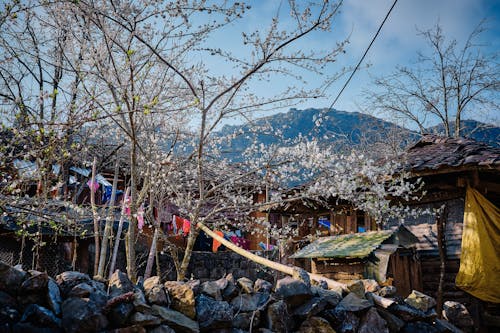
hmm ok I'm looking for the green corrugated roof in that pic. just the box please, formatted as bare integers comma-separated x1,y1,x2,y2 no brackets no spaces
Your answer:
290,230,395,259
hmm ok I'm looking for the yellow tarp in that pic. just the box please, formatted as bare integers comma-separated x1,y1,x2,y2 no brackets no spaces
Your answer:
456,187,500,303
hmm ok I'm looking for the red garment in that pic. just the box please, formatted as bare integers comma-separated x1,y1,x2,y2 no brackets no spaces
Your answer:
182,218,191,236
212,231,224,253
172,215,183,237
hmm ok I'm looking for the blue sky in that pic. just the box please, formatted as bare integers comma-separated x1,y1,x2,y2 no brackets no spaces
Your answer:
205,0,499,127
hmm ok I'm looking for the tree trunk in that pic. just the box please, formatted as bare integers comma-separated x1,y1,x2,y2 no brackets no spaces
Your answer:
126,145,137,281
196,221,347,291
90,157,100,277
97,159,119,278
144,225,159,279
109,187,130,280
177,227,200,281
436,205,448,318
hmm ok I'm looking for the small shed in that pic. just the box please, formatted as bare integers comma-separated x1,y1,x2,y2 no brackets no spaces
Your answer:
290,226,421,296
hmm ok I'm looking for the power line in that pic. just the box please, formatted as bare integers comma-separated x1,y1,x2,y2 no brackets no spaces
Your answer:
327,0,398,111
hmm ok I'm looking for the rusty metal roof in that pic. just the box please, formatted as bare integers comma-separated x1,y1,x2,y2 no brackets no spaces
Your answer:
403,135,500,173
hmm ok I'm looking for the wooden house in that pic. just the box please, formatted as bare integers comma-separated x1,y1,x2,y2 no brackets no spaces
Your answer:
290,225,421,297
394,135,500,330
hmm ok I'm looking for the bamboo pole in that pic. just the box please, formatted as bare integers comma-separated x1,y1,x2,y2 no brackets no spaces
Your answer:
108,187,130,280
195,222,347,292
90,157,100,277
97,159,119,278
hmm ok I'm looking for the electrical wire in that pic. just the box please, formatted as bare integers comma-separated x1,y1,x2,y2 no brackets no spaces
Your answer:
327,0,398,111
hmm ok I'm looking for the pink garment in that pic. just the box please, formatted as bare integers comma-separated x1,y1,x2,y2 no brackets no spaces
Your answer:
87,180,99,193
124,195,131,216
230,236,250,250
137,204,144,230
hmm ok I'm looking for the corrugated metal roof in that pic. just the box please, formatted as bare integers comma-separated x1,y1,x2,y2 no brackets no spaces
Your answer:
290,230,394,259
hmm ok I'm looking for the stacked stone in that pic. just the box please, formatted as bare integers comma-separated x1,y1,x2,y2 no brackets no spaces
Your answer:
0,261,473,332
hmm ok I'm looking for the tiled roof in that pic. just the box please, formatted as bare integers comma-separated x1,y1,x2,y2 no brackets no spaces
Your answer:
403,135,500,173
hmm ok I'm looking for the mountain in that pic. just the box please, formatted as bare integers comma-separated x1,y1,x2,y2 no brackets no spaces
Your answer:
216,108,415,160
216,108,499,161
427,119,500,147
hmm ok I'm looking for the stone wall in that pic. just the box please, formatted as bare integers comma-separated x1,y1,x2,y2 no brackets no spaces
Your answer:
158,250,279,282
87,243,279,282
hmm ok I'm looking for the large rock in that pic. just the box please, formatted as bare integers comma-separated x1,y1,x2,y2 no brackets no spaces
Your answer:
164,281,196,319
0,290,17,308
133,289,151,313
377,308,405,332
297,316,336,333
275,276,312,306
358,307,388,333
254,278,273,293
237,277,254,294
0,306,20,324
144,276,169,306
0,261,27,292
11,322,59,333
68,282,95,298
20,304,61,329
109,270,135,298
151,305,200,333
339,311,361,333
347,280,366,299
200,280,223,300
195,294,233,331
312,286,342,307
293,296,328,321
108,302,135,328
402,321,439,333
231,292,269,312
46,279,62,316
442,301,474,329
128,312,161,326
388,303,430,322
55,271,91,297
433,318,463,333
222,278,238,301
149,325,176,333
379,286,397,298
61,297,109,333
108,325,146,333
265,300,292,333
404,290,437,312
20,270,49,292
336,292,373,312
232,311,260,330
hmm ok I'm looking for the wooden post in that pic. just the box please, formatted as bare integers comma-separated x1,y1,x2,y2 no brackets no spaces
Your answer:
436,205,448,318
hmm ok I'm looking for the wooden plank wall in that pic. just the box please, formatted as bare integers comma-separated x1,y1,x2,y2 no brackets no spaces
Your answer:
420,257,471,305
387,251,422,297
311,259,365,281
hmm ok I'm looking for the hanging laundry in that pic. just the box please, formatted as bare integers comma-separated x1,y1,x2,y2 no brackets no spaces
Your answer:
212,230,224,252
87,180,99,193
124,193,131,216
103,186,113,203
172,215,181,235
182,218,191,236
137,204,145,230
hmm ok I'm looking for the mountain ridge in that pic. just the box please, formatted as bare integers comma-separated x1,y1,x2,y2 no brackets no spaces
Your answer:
216,108,499,160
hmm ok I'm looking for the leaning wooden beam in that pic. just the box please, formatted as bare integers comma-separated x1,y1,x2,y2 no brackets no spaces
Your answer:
196,222,347,292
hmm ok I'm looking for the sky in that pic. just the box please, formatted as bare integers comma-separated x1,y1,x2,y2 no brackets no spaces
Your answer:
209,0,500,127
